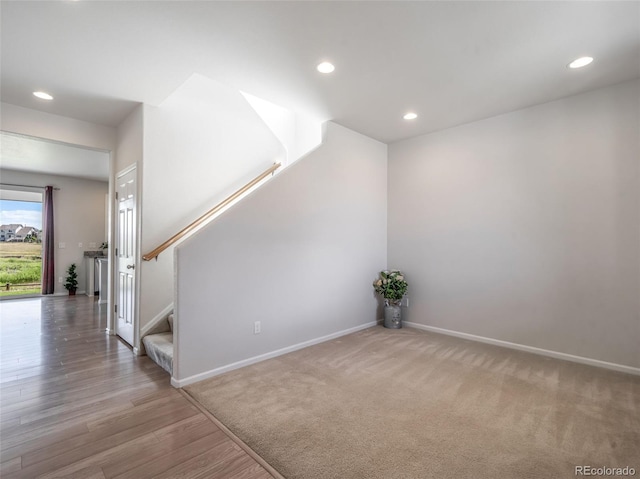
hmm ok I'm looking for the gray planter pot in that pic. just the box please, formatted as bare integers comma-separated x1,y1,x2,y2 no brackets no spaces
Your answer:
384,304,402,329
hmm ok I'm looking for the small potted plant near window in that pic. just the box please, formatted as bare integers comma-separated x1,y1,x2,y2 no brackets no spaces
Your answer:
64,263,78,296
373,270,408,329
100,242,108,256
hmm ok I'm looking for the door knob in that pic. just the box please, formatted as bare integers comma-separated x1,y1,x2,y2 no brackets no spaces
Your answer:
127,264,135,269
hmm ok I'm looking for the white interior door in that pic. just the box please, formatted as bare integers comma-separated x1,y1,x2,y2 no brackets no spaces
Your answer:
115,167,136,347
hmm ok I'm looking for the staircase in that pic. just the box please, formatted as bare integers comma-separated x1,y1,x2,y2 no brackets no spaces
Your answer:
142,313,174,374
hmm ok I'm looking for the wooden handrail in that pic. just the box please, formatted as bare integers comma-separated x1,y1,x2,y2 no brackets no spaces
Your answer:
142,163,281,261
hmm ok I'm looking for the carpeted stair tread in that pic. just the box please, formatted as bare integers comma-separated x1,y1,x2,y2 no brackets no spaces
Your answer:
143,332,173,374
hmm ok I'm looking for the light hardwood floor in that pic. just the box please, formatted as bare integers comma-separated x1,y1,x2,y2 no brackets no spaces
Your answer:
0,296,274,479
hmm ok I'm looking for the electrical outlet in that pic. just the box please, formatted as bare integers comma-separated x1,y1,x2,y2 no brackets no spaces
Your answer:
254,321,261,335
58,242,66,249
58,277,63,283
78,242,83,248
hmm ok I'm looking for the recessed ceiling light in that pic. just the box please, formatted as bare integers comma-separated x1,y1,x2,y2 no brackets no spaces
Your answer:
317,62,335,74
403,112,418,120
33,91,54,100
568,57,593,69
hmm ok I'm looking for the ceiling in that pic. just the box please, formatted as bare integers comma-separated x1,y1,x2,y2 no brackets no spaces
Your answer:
1,1,639,144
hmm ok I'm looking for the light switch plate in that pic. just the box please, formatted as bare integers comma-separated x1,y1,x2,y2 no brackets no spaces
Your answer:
58,242,66,249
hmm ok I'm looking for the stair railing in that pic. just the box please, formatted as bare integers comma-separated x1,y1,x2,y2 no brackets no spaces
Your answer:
142,162,281,261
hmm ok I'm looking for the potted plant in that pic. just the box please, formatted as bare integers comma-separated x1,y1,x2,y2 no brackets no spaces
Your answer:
64,263,78,296
373,270,408,329
100,242,108,256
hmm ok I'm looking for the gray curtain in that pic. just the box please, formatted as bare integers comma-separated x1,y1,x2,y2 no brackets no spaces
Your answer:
41,186,55,295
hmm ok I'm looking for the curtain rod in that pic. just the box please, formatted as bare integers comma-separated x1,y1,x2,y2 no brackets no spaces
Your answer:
0,183,60,191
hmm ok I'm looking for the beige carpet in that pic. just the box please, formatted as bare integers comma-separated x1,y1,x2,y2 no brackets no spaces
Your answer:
185,326,640,479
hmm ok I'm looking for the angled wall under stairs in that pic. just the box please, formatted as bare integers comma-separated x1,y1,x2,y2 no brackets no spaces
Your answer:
136,73,322,354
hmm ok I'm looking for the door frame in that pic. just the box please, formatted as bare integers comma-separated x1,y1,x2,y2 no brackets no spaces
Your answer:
113,163,141,351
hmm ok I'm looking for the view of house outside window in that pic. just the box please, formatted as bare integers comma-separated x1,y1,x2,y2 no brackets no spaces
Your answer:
0,199,43,297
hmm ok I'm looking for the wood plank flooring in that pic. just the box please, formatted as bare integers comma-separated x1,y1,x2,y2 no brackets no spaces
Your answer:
0,296,274,478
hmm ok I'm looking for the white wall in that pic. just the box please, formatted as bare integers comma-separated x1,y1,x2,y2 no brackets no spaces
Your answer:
0,169,108,295
242,92,323,165
388,79,640,368
115,105,143,174
175,121,387,383
0,102,116,152
138,74,287,329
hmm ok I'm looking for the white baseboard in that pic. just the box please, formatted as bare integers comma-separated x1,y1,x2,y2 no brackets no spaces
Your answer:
140,303,174,337
171,321,377,388
404,321,640,376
